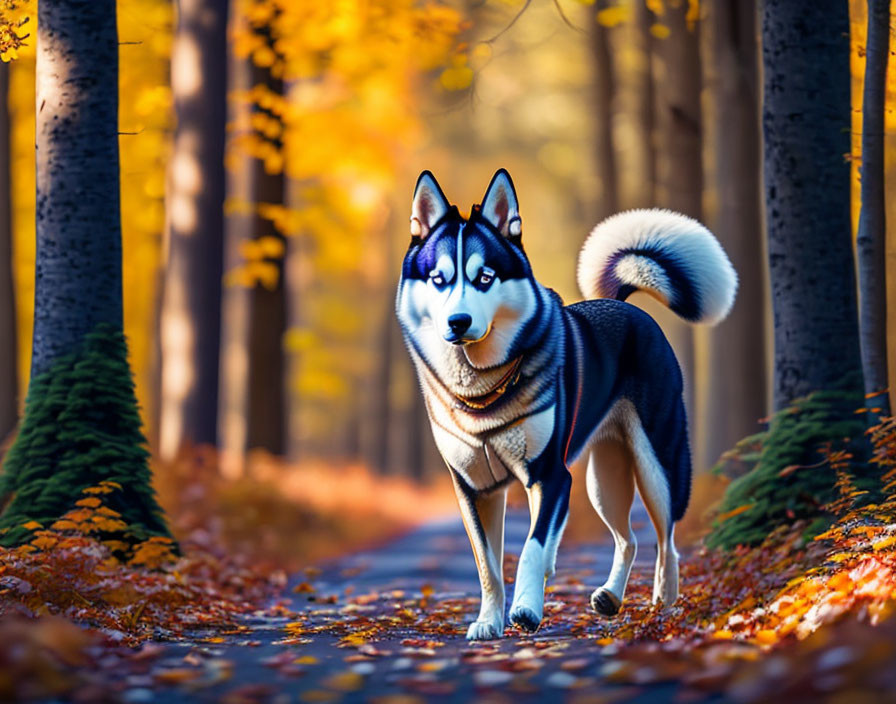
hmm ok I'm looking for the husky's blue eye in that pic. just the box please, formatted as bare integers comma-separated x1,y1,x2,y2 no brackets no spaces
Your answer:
429,271,447,287
477,267,495,287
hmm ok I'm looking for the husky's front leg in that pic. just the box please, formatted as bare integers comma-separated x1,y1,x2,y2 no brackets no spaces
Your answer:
450,470,508,640
509,470,571,632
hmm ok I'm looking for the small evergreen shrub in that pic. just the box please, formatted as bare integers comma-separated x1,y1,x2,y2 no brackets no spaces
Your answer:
707,389,870,551
0,324,171,547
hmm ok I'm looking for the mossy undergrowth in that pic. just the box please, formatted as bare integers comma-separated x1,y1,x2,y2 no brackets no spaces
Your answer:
707,389,875,550
0,324,171,547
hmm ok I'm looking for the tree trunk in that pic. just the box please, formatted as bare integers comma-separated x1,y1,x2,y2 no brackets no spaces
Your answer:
590,13,618,218
218,90,251,477
0,62,16,455
246,230,287,454
632,0,656,208
158,0,227,460
695,0,869,551
219,19,287,476
29,6,122,375
702,0,767,466
610,0,655,210
763,0,863,408
246,181,286,455
855,0,890,417
0,0,170,545
218,39,251,476
654,3,702,220
650,0,701,461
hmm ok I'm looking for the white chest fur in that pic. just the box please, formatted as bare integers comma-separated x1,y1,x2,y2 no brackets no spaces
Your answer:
429,404,556,491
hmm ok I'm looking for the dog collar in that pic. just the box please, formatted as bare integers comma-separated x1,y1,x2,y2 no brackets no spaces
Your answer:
452,355,524,412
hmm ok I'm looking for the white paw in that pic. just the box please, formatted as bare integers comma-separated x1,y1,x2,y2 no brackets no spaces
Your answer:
466,619,504,640
508,604,542,633
651,583,679,608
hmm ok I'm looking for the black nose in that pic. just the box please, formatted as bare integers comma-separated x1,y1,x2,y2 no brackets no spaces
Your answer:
448,313,472,336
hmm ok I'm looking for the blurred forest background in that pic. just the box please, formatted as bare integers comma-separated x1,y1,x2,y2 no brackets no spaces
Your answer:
0,0,895,536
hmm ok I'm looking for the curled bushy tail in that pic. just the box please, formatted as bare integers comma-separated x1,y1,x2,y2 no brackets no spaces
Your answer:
577,209,737,325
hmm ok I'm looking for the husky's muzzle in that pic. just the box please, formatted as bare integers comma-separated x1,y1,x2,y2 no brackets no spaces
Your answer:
445,313,473,344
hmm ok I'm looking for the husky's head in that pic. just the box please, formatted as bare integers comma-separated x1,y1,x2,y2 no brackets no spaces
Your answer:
397,169,542,370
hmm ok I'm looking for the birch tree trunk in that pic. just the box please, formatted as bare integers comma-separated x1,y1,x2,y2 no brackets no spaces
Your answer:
762,0,863,408
0,62,16,454
159,0,227,460
855,0,890,417
702,0,767,466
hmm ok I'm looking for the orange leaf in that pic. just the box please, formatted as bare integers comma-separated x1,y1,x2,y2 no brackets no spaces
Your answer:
872,534,896,551
50,519,79,531
30,535,57,550
754,629,777,646
716,504,755,523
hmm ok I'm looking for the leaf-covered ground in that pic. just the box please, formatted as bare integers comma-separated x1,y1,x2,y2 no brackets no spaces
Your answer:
2,434,896,702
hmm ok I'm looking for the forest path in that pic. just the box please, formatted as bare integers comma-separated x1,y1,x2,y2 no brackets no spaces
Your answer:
153,500,694,703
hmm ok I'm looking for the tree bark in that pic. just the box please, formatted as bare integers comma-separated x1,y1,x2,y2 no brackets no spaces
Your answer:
762,0,863,408
159,0,228,459
0,62,16,453
30,1,122,375
855,0,890,417
702,0,767,465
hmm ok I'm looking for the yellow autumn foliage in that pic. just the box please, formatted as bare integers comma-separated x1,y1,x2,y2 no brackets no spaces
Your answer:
6,0,463,430
0,0,30,62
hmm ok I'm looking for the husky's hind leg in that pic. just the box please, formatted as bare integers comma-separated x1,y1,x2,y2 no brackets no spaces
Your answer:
586,438,637,616
450,470,508,640
625,413,679,607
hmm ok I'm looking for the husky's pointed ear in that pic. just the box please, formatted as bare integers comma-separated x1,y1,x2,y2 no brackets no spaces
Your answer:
480,169,521,240
410,171,450,243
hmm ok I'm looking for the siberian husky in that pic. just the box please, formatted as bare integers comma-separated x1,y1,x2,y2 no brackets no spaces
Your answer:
396,169,736,639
